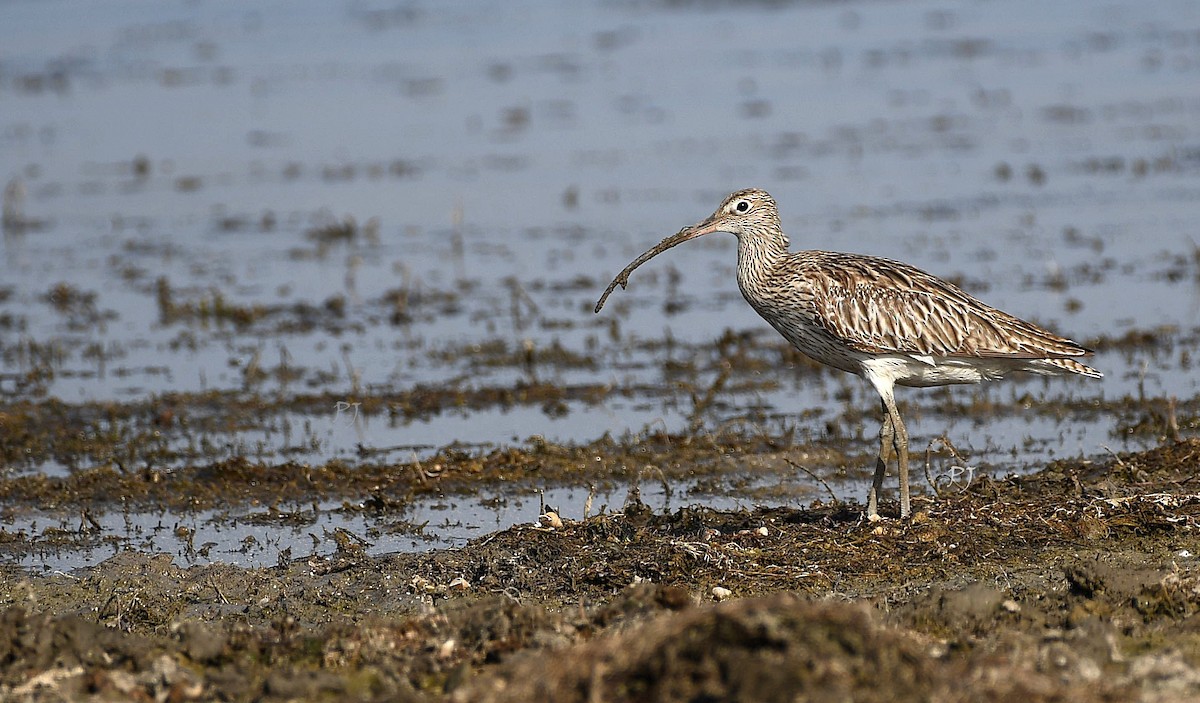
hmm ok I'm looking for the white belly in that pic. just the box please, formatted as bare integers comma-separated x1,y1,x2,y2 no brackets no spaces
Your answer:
859,353,1050,388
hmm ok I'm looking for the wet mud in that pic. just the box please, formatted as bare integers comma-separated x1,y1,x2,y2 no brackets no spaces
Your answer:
5,0,1200,700
3,437,1200,702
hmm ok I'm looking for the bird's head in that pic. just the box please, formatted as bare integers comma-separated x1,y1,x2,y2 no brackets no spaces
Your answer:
593,188,787,313
676,188,786,248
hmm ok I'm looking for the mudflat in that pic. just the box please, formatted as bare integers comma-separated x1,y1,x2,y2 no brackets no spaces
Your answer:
3,436,1199,702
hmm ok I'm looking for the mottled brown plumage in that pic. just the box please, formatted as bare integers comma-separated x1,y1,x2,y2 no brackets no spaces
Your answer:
596,188,1101,518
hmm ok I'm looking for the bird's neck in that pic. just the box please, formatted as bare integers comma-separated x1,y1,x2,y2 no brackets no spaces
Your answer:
735,233,787,289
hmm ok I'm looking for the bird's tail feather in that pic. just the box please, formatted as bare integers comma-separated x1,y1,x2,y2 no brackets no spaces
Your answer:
1037,357,1103,379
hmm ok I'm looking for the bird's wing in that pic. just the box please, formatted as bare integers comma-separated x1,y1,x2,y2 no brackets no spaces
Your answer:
794,254,1091,359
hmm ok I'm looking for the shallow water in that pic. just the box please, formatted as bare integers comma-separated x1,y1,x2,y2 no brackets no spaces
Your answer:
3,0,1200,569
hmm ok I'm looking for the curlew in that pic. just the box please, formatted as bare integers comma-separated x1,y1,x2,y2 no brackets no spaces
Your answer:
594,188,1101,519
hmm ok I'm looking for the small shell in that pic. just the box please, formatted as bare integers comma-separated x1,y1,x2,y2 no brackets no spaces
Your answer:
712,586,732,601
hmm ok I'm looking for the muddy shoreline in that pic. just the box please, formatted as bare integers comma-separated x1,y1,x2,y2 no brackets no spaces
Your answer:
5,1,1200,700
3,437,1199,701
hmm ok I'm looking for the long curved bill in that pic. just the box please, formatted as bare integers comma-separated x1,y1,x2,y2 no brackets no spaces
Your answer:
593,216,723,314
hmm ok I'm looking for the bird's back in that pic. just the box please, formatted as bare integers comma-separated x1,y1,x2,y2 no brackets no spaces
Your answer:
739,249,1101,380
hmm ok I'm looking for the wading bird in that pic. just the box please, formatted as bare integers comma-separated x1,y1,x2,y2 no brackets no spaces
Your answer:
595,189,1101,518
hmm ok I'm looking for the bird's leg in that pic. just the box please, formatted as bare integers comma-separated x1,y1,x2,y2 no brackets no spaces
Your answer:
864,374,911,519
867,399,895,520
882,394,911,518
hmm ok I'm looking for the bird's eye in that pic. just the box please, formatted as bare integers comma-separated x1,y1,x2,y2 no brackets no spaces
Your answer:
734,200,750,214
